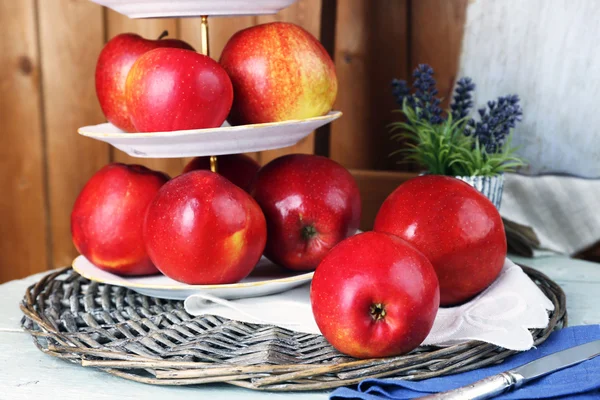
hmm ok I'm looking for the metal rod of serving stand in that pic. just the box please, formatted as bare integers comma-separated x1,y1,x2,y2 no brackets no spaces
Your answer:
200,15,219,174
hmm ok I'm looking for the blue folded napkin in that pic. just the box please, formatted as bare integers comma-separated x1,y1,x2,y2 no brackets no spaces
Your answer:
330,325,600,400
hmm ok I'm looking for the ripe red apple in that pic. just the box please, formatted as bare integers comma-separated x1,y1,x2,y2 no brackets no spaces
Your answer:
311,231,439,358
219,22,338,125
182,154,260,193
374,175,507,306
95,32,194,132
71,163,169,276
144,171,266,284
126,48,233,132
250,154,360,271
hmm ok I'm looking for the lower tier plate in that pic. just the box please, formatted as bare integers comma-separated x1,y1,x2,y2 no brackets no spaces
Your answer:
72,255,313,300
78,111,342,158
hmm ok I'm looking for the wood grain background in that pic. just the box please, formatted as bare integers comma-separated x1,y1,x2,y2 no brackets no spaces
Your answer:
0,0,468,283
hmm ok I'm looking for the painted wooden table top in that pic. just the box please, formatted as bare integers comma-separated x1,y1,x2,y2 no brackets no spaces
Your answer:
1,255,598,399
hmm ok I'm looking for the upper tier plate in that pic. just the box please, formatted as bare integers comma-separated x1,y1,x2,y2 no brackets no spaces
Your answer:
90,0,298,18
73,255,313,300
78,111,341,158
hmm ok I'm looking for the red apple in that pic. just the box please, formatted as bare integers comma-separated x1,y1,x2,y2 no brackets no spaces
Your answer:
250,154,360,271
182,154,260,193
95,32,194,132
220,22,338,125
71,163,169,276
311,231,440,358
144,171,266,284
374,175,507,306
126,48,233,133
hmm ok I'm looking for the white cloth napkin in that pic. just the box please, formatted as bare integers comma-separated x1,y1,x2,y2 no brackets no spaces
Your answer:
501,173,600,256
184,258,554,351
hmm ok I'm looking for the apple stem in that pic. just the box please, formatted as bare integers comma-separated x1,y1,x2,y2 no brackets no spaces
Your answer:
370,303,386,321
301,225,318,241
158,30,169,40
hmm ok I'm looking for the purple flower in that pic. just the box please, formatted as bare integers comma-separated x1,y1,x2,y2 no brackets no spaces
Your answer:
390,64,443,124
391,79,415,109
466,95,523,152
450,77,475,120
390,65,523,154
412,64,443,124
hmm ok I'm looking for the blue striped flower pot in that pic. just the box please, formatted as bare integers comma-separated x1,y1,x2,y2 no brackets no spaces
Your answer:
455,174,504,210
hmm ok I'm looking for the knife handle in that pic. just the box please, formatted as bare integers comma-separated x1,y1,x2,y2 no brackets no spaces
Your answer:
418,371,525,400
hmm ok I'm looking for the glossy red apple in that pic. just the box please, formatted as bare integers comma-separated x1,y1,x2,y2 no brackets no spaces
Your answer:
95,32,194,132
250,154,360,271
144,171,266,284
220,22,338,125
71,163,169,276
182,154,260,193
374,175,507,306
311,231,439,358
126,48,233,132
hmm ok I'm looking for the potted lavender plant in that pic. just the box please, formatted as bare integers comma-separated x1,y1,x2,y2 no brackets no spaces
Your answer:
390,64,525,209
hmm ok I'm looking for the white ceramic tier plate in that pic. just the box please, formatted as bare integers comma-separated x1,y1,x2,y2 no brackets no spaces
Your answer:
89,0,298,18
72,255,313,300
78,111,342,158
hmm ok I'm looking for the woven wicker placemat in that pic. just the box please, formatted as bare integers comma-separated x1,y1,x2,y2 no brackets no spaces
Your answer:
20,265,566,391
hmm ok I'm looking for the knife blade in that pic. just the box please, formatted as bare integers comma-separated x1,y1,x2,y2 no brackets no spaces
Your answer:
418,339,600,400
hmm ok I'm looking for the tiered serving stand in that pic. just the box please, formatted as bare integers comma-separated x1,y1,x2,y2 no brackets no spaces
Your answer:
75,0,342,300
20,0,567,391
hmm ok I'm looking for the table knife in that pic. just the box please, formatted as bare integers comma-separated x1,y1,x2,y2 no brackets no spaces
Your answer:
419,339,600,400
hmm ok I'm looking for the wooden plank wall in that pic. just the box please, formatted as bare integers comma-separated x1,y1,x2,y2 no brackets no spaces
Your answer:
0,1,48,280
331,0,409,171
0,0,467,283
